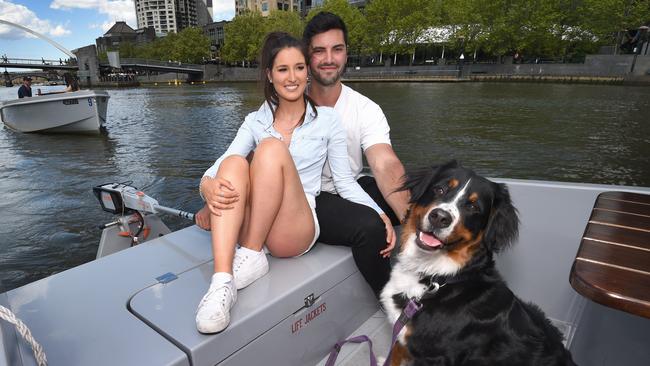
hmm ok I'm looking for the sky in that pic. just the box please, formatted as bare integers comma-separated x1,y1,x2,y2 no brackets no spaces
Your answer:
0,0,235,61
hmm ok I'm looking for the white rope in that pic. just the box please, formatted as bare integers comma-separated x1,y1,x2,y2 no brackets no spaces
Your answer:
0,305,47,366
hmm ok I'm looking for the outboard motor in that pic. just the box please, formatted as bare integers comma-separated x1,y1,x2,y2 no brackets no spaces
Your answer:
93,183,195,258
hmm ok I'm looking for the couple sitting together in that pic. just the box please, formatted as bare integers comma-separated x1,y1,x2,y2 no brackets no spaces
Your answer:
195,12,409,334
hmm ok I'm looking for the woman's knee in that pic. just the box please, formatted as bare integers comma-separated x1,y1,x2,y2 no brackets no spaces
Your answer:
217,155,249,178
254,138,290,163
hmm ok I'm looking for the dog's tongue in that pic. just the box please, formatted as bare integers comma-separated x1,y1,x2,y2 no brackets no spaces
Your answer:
419,231,442,247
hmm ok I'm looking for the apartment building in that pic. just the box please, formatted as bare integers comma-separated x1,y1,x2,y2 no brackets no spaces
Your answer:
235,0,302,17
135,0,213,36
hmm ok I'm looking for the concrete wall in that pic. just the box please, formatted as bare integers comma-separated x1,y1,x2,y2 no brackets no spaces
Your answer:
133,55,650,83
204,65,258,81
631,55,650,75
138,72,187,83
73,45,101,87
343,55,650,79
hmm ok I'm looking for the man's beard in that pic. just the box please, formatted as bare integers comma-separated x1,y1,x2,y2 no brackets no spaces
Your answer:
311,63,344,86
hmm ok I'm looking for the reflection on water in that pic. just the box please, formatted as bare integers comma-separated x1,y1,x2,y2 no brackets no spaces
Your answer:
1,82,649,292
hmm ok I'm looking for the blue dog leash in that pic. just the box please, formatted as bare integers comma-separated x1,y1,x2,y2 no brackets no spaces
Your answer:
324,298,423,366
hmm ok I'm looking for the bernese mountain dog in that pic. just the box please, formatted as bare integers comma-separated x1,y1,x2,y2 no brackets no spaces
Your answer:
380,161,576,366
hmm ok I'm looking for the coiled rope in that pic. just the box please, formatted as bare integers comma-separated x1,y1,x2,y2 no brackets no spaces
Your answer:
0,305,47,366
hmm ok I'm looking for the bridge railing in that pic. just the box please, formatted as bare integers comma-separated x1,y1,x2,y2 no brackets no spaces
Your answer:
119,58,203,70
0,57,75,66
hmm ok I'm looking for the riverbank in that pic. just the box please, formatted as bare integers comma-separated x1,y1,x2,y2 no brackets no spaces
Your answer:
127,54,650,87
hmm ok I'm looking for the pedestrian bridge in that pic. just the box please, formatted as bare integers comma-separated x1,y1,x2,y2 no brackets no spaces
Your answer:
1,57,203,75
103,58,203,75
0,57,78,71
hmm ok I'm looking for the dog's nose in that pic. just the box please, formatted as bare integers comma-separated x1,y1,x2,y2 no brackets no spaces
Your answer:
429,208,452,228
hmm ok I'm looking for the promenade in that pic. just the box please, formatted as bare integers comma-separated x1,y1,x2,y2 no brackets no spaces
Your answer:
134,54,650,86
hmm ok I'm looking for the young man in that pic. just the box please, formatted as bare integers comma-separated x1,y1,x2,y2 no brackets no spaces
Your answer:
302,12,409,297
18,76,32,98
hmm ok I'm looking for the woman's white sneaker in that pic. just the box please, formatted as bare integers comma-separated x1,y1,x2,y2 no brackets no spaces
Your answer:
196,272,237,334
233,245,269,290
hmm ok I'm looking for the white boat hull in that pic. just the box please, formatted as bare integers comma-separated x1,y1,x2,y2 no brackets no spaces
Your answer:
0,90,110,134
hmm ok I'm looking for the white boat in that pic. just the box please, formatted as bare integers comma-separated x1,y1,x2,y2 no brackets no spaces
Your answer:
0,90,109,134
1,179,649,366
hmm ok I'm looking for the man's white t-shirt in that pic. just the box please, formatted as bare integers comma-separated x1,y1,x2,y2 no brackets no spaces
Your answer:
321,84,391,194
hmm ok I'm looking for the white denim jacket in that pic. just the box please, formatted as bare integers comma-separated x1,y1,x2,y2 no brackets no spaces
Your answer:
204,102,383,215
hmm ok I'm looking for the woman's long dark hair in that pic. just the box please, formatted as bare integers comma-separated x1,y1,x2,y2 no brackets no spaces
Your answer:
64,73,79,91
259,32,317,119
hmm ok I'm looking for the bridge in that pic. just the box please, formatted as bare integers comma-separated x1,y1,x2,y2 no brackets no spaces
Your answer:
100,58,203,75
1,57,78,70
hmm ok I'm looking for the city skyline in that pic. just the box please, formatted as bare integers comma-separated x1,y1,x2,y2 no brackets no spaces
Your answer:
0,0,235,61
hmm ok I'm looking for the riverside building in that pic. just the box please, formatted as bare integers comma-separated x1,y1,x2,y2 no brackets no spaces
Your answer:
135,0,214,36
235,0,301,16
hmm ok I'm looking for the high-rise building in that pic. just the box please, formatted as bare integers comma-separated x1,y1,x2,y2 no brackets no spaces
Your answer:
235,0,301,17
135,0,213,36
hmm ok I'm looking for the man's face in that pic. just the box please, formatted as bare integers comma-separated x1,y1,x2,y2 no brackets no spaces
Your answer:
308,29,347,87
24,80,31,87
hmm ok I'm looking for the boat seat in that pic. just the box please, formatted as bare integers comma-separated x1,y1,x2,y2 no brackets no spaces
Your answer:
129,237,378,366
570,191,650,318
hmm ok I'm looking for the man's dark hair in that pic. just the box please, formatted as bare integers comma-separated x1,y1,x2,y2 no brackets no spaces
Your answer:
303,11,349,48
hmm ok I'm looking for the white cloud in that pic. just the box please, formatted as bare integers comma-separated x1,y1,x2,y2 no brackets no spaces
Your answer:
0,0,71,39
88,21,117,32
50,0,137,31
212,0,235,21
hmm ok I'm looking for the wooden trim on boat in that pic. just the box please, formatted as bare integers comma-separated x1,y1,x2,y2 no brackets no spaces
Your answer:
571,191,650,319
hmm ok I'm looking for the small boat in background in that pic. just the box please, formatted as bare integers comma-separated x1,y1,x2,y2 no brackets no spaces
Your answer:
0,90,109,134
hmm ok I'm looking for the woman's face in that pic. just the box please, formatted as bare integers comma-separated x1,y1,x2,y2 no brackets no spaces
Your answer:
267,47,308,103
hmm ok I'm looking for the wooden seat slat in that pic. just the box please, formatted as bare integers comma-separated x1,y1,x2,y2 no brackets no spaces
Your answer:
598,191,650,205
589,210,650,232
595,198,650,217
578,238,650,273
584,224,650,251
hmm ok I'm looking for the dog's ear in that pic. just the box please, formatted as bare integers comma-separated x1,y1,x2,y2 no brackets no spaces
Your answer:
484,182,519,252
398,160,459,203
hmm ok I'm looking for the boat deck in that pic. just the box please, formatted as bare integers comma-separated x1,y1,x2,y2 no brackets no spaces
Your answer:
2,179,650,365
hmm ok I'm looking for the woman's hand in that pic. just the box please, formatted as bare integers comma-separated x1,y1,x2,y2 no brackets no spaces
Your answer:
200,176,240,216
379,213,396,258
195,204,211,230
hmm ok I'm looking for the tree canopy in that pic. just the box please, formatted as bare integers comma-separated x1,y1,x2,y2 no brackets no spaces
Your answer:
99,27,211,64
102,0,650,65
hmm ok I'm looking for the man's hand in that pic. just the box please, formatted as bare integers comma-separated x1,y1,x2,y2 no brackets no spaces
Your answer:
200,176,240,216
379,213,396,258
195,204,211,230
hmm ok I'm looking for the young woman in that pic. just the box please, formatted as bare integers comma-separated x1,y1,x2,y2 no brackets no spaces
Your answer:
63,73,80,92
195,32,394,334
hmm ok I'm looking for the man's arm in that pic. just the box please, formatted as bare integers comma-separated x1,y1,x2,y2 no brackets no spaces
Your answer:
365,143,409,221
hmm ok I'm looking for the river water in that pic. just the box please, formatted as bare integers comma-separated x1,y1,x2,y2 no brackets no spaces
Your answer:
1,82,649,292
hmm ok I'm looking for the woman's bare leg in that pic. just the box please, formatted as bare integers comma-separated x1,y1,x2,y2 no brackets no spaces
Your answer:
210,155,250,274
239,138,315,257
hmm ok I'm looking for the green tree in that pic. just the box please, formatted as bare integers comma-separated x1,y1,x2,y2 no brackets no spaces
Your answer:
171,27,211,63
265,9,303,37
580,0,650,52
366,0,438,65
221,11,266,64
